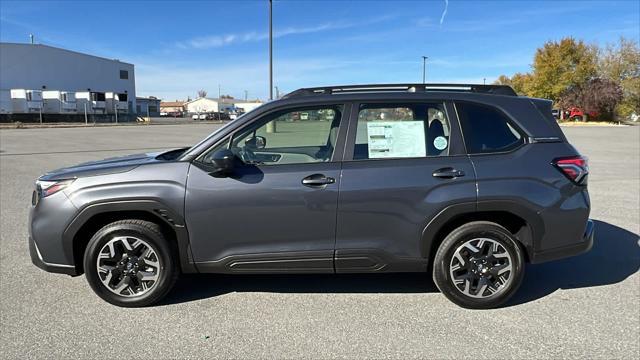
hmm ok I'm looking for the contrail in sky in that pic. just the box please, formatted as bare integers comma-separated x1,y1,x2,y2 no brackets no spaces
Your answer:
440,0,449,25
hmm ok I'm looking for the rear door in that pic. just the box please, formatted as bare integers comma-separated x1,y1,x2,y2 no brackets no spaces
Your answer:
335,101,477,272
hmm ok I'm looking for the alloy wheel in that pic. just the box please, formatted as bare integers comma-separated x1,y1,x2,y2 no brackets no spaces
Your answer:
449,238,513,299
96,236,161,297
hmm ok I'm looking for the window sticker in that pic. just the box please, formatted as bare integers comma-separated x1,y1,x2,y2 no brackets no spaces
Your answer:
433,136,448,151
367,121,426,158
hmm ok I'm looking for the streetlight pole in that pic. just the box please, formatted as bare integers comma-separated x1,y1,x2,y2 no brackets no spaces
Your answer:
422,56,428,84
266,0,276,133
218,84,221,121
269,0,273,101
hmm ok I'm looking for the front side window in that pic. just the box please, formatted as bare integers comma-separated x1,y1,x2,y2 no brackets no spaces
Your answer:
202,105,343,166
455,102,523,154
354,103,451,160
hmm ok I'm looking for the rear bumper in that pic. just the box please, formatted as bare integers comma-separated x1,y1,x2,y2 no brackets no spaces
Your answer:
530,219,594,264
29,236,78,276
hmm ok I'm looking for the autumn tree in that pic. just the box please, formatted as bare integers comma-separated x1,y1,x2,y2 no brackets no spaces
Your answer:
493,73,531,95
598,37,640,118
527,37,598,101
559,78,622,120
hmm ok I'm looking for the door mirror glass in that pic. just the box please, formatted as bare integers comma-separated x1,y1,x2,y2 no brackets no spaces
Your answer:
245,135,266,150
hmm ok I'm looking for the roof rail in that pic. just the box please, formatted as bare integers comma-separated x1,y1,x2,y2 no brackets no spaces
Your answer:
282,83,518,98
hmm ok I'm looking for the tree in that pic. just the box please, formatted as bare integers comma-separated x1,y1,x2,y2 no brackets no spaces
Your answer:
493,73,531,95
527,37,598,101
598,37,640,118
559,78,623,120
197,89,207,98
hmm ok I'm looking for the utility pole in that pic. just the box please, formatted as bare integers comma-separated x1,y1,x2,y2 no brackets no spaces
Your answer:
275,86,280,99
244,90,248,101
422,56,428,84
29,34,34,44
266,0,276,133
218,84,221,121
483,78,486,85
115,104,118,124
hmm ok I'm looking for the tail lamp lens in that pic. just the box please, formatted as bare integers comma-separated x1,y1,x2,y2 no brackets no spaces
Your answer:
553,156,588,184
36,179,75,198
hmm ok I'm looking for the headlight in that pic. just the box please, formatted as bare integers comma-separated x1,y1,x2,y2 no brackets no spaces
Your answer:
36,179,75,198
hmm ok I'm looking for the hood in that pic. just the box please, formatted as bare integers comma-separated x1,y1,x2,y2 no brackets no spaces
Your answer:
39,147,189,181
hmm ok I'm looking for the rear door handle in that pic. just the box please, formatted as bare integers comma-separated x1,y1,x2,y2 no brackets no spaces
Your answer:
432,167,465,179
302,174,336,187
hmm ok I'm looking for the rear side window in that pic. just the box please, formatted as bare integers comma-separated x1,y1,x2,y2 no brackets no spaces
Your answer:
456,102,523,154
353,103,451,160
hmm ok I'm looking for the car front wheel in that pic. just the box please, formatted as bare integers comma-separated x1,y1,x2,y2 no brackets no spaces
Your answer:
83,220,178,307
432,221,525,309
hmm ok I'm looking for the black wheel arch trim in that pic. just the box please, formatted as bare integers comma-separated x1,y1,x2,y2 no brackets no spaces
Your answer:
62,199,197,274
421,200,545,263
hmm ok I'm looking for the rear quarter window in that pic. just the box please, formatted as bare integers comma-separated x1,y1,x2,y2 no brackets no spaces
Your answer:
455,102,524,154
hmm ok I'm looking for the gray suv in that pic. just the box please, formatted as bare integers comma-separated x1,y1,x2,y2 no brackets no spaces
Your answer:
29,84,594,309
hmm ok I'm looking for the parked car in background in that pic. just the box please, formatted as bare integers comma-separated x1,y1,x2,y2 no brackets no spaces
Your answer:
569,107,598,121
28,83,592,309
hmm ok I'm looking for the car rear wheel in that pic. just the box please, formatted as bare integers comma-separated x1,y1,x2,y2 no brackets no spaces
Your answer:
83,220,178,307
432,221,525,309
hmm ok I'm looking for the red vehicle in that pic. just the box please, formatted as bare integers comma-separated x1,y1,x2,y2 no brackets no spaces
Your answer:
568,107,598,121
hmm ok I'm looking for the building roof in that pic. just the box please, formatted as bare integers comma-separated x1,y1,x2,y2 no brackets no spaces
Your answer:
184,97,264,105
0,42,134,66
160,101,186,107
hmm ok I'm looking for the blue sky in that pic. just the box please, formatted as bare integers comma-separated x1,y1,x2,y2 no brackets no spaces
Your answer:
1,0,638,100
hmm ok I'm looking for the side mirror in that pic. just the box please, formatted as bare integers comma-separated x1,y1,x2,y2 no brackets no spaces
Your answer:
245,136,266,150
210,149,237,176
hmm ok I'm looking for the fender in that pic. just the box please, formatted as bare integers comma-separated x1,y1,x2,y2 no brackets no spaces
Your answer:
420,200,544,261
62,199,198,274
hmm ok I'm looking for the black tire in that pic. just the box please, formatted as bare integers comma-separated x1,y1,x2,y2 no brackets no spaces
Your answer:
83,219,179,307
432,221,525,309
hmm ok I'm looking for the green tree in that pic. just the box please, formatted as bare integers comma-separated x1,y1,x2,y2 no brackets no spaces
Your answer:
598,37,640,118
493,73,531,95
527,37,598,101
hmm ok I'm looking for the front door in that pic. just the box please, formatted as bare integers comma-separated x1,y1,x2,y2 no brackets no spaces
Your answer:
335,101,477,272
185,104,348,273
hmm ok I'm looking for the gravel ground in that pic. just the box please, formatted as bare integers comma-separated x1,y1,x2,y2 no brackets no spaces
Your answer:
0,124,638,359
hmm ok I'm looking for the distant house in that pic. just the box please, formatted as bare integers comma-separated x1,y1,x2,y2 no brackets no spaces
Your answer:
185,97,263,114
136,96,161,116
160,101,186,114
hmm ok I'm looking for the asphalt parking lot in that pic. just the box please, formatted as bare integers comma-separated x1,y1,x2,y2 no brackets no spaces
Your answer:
1,124,638,358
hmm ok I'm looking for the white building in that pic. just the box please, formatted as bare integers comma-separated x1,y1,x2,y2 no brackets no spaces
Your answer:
232,100,264,113
185,97,263,114
0,42,136,112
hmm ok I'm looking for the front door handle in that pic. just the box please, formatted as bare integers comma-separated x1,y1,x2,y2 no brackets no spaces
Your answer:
302,174,336,187
432,167,465,179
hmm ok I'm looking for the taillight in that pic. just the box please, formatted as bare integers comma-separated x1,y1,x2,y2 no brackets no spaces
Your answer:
36,179,75,198
553,156,588,184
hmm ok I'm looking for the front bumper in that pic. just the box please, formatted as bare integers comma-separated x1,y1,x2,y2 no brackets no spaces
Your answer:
29,236,78,276
531,219,594,264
